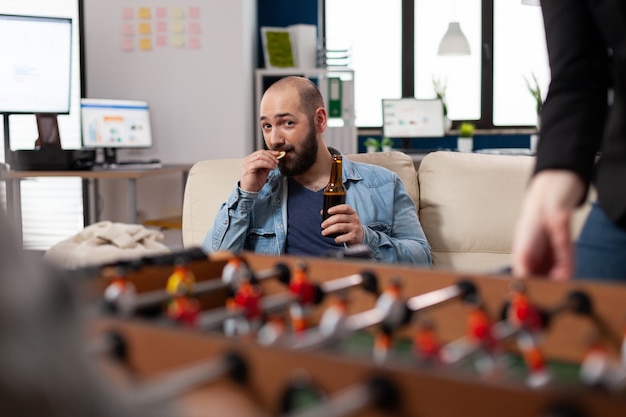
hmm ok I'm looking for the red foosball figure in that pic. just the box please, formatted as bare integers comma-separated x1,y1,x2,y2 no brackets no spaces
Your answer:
506,280,550,387
466,299,499,376
233,276,262,334
165,259,199,326
289,261,316,333
413,316,440,362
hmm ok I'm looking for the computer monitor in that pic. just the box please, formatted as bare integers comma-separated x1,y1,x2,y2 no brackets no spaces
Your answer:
0,13,73,149
80,98,153,165
382,98,445,138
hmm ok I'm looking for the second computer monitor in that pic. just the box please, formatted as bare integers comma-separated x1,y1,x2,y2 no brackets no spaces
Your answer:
382,98,445,138
80,98,153,164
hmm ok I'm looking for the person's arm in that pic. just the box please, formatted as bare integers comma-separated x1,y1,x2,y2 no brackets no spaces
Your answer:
201,185,259,253
323,175,431,265
536,0,608,182
361,179,431,265
512,170,585,281
512,0,608,280
202,150,282,254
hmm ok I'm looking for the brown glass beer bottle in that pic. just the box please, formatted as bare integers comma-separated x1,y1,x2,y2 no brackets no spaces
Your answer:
323,154,347,221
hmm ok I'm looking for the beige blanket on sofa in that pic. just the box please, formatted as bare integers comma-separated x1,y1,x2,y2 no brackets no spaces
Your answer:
44,221,170,269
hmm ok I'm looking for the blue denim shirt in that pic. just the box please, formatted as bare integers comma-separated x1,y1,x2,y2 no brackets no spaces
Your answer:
202,156,431,266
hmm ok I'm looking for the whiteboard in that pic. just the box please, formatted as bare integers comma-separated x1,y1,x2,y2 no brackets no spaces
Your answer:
83,0,256,164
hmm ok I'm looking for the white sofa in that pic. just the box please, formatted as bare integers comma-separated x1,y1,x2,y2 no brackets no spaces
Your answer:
182,151,592,274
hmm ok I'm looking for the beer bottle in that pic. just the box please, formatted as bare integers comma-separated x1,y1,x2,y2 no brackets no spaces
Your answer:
323,154,347,221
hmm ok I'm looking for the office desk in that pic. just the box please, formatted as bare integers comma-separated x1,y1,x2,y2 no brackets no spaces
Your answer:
1,164,191,246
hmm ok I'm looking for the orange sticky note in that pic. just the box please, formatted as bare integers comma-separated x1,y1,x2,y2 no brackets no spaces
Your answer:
139,37,152,50
138,22,151,35
138,7,151,19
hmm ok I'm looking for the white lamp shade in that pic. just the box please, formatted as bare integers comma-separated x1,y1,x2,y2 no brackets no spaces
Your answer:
437,22,471,56
521,0,540,5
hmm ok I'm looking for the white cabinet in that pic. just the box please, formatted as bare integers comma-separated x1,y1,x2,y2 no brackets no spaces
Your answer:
254,68,357,154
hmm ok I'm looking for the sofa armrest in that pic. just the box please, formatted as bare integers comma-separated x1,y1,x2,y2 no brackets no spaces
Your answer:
182,158,242,248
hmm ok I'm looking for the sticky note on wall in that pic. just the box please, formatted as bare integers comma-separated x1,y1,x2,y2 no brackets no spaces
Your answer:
138,7,151,19
139,38,152,50
138,22,151,35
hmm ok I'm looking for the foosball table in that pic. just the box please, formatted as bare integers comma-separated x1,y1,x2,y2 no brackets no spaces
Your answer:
85,249,626,417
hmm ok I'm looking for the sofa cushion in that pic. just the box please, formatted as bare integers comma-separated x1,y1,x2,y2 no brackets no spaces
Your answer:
183,158,243,248
418,151,534,273
345,151,419,208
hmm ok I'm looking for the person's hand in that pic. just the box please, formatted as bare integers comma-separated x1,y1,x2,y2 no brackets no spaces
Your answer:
239,150,282,192
321,204,364,246
512,170,585,281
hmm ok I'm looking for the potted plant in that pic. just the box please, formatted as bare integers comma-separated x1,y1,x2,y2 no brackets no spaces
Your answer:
457,122,475,153
524,73,543,129
381,137,394,152
364,137,379,153
433,75,452,131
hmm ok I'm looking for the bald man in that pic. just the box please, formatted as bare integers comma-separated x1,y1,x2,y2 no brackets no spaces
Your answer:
202,76,431,265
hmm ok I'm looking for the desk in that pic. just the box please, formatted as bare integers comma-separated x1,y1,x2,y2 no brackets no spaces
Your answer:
1,164,191,245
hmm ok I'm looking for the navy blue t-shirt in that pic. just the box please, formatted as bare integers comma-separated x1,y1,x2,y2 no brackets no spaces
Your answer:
285,177,342,256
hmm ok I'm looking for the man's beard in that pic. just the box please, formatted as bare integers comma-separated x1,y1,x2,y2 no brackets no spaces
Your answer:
278,124,318,177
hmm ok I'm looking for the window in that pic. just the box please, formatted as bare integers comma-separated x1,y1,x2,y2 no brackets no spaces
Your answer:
415,0,482,122
324,0,402,127
0,0,83,250
325,0,550,129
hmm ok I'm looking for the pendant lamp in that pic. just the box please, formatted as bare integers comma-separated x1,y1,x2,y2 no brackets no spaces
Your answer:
437,22,470,56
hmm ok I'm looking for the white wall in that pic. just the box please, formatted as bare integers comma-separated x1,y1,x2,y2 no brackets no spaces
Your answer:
83,0,257,227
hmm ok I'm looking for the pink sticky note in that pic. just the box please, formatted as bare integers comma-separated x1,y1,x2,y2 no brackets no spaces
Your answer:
156,21,167,33
188,21,201,34
122,7,134,20
121,23,134,36
188,37,201,49
188,7,200,19
156,35,168,47
156,7,167,19
121,38,134,51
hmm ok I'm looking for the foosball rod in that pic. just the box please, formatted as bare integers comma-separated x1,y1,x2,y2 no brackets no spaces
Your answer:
104,263,291,316
345,279,477,332
132,351,248,404
198,270,380,330
283,375,398,417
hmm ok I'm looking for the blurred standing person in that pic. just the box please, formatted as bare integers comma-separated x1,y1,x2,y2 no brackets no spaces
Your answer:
513,0,626,281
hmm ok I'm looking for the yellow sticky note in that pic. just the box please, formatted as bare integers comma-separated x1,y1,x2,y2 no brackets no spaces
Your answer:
171,7,184,19
170,35,185,48
139,38,152,51
171,21,185,34
138,7,151,19
138,22,151,35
